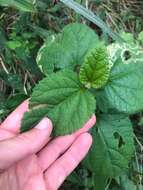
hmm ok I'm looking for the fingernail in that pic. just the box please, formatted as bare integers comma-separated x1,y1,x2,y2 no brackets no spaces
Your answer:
35,118,52,130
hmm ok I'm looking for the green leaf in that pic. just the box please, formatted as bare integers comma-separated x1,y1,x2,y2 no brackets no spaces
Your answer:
85,114,134,190
21,107,50,132
121,32,135,45
138,31,143,43
92,174,107,190
37,23,99,75
115,175,136,190
79,46,110,89
96,43,143,114
0,0,36,12
21,70,96,136
0,70,23,91
37,39,63,74
6,40,22,50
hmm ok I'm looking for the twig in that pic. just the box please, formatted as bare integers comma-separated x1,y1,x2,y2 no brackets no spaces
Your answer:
0,56,9,74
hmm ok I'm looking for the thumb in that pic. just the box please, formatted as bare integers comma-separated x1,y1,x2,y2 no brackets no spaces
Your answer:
0,118,52,171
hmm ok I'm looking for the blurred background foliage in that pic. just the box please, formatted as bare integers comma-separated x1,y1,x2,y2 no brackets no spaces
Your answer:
0,0,143,189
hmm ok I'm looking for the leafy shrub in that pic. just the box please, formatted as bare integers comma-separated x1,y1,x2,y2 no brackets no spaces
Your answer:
0,1,143,189
21,23,143,190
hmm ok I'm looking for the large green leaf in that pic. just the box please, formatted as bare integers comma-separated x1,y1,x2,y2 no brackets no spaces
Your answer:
79,46,110,89
21,70,96,136
85,114,134,190
96,44,143,114
37,23,99,75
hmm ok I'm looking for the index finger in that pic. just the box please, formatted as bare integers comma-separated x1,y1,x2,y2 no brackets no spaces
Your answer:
0,100,29,134
44,133,92,190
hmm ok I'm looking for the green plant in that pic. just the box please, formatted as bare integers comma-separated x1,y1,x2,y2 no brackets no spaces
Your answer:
0,0,36,12
1,0,143,189
20,23,143,190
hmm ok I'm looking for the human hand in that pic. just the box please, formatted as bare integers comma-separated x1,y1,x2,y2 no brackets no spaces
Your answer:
0,100,96,190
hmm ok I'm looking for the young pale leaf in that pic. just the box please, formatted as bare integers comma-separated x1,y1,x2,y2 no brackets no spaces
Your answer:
21,70,96,135
96,56,143,114
84,114,134,190
79,47,110,89
37,23,99,75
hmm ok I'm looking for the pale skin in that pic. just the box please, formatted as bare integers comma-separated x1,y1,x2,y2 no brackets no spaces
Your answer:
0,100,96,190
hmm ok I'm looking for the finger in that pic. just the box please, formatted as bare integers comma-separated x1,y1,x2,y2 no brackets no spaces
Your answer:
0,128,15,141
44,133,92,190
37,134,76,172
37,115,96,172
74,114,96,137
0,100,29,134
0,118,52,171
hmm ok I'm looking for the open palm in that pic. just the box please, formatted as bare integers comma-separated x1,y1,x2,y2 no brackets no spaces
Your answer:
0,100,96,190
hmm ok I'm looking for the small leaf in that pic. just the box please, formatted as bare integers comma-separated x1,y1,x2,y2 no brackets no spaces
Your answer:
79,46,110,89
21,70,96,135
37,23,99,75
6,40,22,50
84,114,134,190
